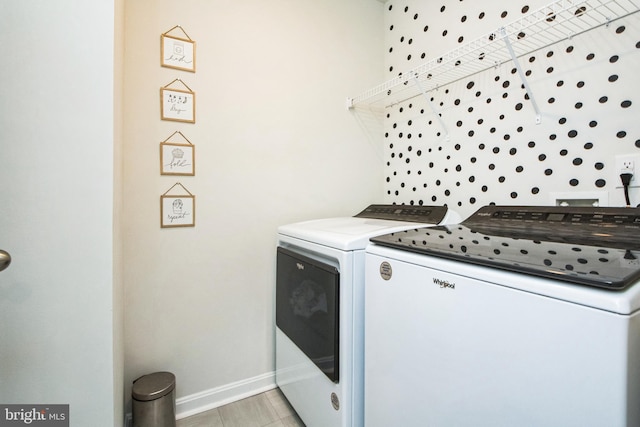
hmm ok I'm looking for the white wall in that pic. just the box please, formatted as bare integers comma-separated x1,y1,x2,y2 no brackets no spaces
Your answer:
114,0,126,422
0,1,123,426
123,0,384,414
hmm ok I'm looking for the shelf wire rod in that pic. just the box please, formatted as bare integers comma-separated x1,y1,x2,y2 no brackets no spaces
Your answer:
411,75,449,141
500,27,542,124
348,0,639,109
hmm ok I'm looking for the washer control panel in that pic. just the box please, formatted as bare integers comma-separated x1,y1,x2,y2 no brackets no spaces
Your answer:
484,207,640,225
355,204,448,224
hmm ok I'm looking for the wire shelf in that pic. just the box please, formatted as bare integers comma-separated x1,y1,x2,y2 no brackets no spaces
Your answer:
347,0,640,110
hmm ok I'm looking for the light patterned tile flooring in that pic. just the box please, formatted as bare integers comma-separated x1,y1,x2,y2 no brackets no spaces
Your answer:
177,388,305,427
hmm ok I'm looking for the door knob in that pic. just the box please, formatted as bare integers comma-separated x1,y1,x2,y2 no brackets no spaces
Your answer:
0,250,11,272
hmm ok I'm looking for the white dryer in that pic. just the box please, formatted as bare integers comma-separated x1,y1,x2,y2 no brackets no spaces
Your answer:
275,204,460,427
365,205,640,427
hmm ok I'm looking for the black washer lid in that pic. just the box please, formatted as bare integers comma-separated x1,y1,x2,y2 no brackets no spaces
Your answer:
132,371,175,401
370,205,640,290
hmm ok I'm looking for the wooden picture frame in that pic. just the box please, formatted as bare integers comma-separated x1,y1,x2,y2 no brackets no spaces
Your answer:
160,132,195,176
161,195,195,228
161,33,196,73
161,81,195,123
161,182,195,228
160,182,196,228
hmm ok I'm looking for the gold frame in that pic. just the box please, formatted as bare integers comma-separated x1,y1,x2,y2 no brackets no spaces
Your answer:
161,26,196,72
160,140,195,176
161,183,196,228
161,195,195,228
160,86,195,123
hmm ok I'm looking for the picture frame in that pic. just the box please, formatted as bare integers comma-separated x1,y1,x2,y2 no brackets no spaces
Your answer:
161,183,195,228
160,131,195,176
161,80,195,123
161,33,196,73
161,195,195,228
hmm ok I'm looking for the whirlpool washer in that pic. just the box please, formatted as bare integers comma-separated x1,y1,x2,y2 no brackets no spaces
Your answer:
365,205,640,427
275,204,461,427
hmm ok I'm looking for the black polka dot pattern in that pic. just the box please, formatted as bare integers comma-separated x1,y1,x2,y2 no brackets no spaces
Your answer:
383,1,639,212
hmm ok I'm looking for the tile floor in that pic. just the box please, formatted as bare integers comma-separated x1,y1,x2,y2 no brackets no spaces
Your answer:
177,388,305,427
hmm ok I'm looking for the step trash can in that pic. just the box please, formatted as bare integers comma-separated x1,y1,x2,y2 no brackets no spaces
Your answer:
132,371,176,427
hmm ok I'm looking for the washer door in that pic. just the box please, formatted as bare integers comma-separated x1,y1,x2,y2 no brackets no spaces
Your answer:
276,247,340,383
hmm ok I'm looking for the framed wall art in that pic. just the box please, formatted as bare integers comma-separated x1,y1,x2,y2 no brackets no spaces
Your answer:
161,25,196,73
161,79,195,123
161,182,195,228
160,131,195,176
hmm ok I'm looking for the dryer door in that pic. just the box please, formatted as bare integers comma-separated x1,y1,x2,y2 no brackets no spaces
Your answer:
276,246,340,383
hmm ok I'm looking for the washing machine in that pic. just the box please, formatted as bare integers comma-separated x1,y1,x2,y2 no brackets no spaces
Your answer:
364,205,640,427
275,204,461,427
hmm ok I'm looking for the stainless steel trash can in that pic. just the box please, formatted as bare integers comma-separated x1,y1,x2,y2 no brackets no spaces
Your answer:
132,371,176,427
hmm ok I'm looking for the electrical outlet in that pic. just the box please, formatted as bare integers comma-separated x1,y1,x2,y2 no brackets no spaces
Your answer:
614,154,640,187
621,159,635,173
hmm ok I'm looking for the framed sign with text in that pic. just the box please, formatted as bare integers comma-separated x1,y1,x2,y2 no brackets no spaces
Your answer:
160,131,195,176
161,26,196,72
161,79,195,123
161,183,195,228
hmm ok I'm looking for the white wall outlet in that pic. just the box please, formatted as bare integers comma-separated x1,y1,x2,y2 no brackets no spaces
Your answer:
614,154,640,187
620,158,635,173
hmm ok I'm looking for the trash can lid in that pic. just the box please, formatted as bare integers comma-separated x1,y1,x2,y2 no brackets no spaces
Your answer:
132,371,176,401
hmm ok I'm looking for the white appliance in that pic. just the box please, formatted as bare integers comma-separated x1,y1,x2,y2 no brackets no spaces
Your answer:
275,205,461,427
364,205,640,427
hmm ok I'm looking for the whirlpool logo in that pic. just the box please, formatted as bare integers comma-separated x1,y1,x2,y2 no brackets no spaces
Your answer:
433,277,455,290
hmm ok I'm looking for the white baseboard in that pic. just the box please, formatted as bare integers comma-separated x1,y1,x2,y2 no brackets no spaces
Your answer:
124,371,277,425
176,371,277,420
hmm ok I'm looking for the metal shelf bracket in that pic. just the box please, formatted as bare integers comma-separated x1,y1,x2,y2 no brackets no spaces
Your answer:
499,27,542,124
412,75,450,140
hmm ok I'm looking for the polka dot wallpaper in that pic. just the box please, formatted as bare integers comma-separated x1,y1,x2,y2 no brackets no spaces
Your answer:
382,0,640,217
